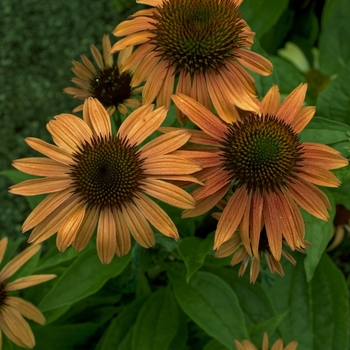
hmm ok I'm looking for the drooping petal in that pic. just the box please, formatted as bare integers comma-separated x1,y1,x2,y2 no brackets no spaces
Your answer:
175,70,192,124
73,206,99,251
131,51,160,86
134,192,179,239
110,31,154,53
122,203,155,248
0,238,8,265
121,43,155,72
235,48,273,76
113,16,156,37
97,208,116,264
250,192,263,257
214,185,249,249
113,208,131,257
156,64,175,108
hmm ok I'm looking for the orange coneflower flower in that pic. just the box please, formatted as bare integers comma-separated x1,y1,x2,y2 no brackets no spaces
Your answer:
110,0,272,123
0,238,55,349
235,332,298,350
171,84,348,260
9,98,201,264
64,34,142,116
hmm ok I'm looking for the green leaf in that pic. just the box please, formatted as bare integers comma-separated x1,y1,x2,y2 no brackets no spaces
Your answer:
239,0,289,39
34,246,79,273
319,0,350,74
97,298,145,350
178,234,213,282
248,312,288,346
135,272,152,299
38,248,131,311
203,339,229,350
262,253,349,350
168,309,188,350
316,61,350,128
303,189,336,281
203,266,275,328
132,287,180,350
33,323,98,350
167,264,248,350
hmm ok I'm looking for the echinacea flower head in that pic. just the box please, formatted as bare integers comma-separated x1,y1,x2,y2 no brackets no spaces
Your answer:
64,34,142,116
235,332,298,350
9,98,200,264
0,238,55,349
111,0,273,123
172,84,348,260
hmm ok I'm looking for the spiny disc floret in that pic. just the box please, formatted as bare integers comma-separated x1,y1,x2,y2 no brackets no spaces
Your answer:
70,135,144,210
151,0,246,75
89,66,132,109
222,114,303,193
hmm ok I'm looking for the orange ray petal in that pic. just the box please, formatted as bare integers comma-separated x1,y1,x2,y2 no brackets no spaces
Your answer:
83,98,111,139
175,70,192,124
24,137,72,165
143,155,202,175
235,48,273,76
0,307,34,348
288,178,330,221
97,208,116,264
291,106,315,133
182,182,230,218
226,60,257,96
263,192,283,260
113,16,156,37
214,185,249,249
297,165,341,187
9,177,72,196
139,130,191,159
110,31,154,53
276,84,307,125
122,203,155,248
73,206,99,251
121,43,155,72
6,296,45,325
301,149,348,170
0,238,8,265
191,73,211,111
5,275,56,291
0,245,40,283
90,44,103,69
206,70,240,123
143,60,170,105
250,192,263,257
126,107,168,145
113,208,131,257
131,51,160,86
142,178,195,209
103,34,113,67
117,104,154,140
22,188,73,232
56,202,86,252
28,196,81,244
134,192,179,239
156,64,175,108
261,85,280,115
172,93,227,141
12,158,69,177
239,191,253,256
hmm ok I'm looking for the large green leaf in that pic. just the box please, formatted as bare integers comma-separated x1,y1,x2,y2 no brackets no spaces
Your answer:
132,287,180,350
319,0,350,75
204,266,275,328
178,235,213,282
303,189,336,281
38,248,131,311
262,253,349,350
239,0,288,39
97,299,145,350
167,264,248,350
316,61,350,127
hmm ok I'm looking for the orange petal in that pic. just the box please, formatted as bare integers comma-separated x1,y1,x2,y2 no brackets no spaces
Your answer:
110,31,154,53
5,275,56,291
297,165,341,187
113,16,156,37
235,48,273,76
214,185,249,249
276,84,307,125
97,208,116,264
156,64,175,108
175,70,192,124
122,203,155,248
12,158,69,177
121,43,155,72
134,192,179,239
131,51,160,86
83,98,111,138
250,192,263,257
172,93,227,141
261,85,280,115
113,208,131,257
291,106,315,133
